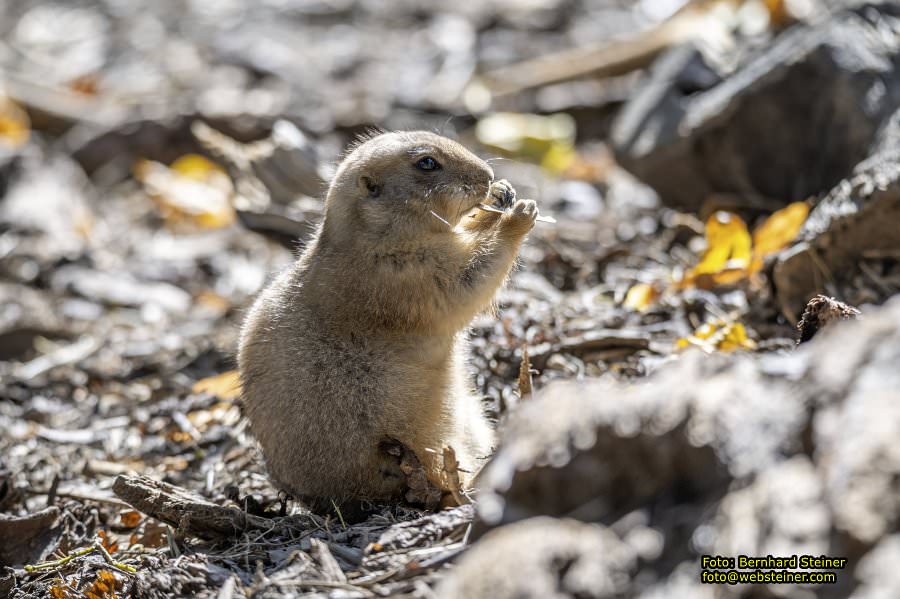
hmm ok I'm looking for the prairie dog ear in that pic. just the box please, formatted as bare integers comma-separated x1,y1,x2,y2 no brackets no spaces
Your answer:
358,174,382,198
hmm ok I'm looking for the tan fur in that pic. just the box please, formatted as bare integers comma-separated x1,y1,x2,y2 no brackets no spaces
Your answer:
238,131,538,508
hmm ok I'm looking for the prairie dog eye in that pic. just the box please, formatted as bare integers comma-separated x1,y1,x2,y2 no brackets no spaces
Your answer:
415,156,441,171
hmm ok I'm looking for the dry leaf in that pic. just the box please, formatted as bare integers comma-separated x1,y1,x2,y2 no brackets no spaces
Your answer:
134,154,235,229
475,112,577,175
119,510,142,529
49,583,73,599
0,97,30,149
169,154,222,181
195,289,231,315
623,283,661,312
693,211,752,273
676,319,757,353
131,520,168,549
192,370,241,400
187,401,241,431
84,570,119,599
680,211,752,288
749,200,809,271
68,74,101,96
98,530,119,554
678,203,809,289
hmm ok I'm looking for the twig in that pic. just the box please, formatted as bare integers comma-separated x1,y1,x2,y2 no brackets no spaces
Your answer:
442,447,470,506
429,210,452,229
16,336,100,380
517,345,534,401
24,540,137,574
27,488,132,509
330,499,347,529
476,203,556,223
476,0,721,96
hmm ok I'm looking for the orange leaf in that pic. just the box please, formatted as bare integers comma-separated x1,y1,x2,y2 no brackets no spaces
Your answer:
98,530,118,554
85,570,119,599
49,584,72,599
120,510,142,529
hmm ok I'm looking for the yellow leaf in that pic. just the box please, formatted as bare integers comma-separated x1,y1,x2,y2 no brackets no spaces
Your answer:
170,154,224,181
134,155,235,230
680,211,752,288
694,211,752,273
0,97,30,149
750,201,809,270
475,112,576,174
192,370,241,400
623,283,660,312
676,319,757,353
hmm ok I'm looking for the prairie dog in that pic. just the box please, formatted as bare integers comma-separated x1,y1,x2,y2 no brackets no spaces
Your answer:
238,131,538,510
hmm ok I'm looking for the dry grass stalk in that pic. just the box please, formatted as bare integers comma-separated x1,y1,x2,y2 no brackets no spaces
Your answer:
442,447,470,506
517,345,534,401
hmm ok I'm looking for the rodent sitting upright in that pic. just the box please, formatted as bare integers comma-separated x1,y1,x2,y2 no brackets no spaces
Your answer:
238,130,538,511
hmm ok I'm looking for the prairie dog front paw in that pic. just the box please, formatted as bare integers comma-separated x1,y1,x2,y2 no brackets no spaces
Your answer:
489,179,516,209
502,199,538,237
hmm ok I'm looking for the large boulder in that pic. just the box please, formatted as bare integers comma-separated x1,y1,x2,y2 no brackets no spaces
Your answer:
449,296,900,598
612,3,900,212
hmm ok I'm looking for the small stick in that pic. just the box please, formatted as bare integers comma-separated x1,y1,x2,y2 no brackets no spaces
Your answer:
95,539,138,573
429,210,453,229
517,345,534,401
442,446,470,506
330,499,348,529
24,540,137,574
477,203,505,215
477,204,557,224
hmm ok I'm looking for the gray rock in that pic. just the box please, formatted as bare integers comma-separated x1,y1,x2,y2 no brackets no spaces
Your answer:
851,535,900,599
773,125,900,321
468,296,900,598
612,4,900,212
437,518,636,599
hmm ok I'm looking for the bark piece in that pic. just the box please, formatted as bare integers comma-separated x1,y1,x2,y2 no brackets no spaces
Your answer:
112,475,273,540
796,294,861,344
0,506,61,567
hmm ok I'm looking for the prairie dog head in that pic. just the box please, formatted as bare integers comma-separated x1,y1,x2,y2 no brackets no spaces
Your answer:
323,131,494,241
